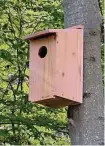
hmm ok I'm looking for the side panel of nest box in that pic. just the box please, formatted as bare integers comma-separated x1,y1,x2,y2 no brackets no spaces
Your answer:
55,29,83,104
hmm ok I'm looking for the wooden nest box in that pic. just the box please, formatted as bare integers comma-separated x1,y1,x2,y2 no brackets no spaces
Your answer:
25,25,84,108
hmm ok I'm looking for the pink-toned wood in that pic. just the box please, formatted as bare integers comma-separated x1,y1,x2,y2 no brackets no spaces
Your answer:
26,26,84,108
25,29,61,40
24,25,83,40
55,28,83,104
29,35,56,102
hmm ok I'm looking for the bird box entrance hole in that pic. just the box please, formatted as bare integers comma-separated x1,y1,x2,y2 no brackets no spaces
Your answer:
38,46,47,58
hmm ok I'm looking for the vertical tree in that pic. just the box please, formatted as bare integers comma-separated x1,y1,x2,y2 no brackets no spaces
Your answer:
64,0,104,145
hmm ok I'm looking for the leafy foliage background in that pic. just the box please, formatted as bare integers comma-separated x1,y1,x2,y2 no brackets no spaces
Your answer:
0,0,70,145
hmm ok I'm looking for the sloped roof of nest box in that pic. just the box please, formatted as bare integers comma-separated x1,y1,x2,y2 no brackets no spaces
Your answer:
24,25,84,41
24,29,62,41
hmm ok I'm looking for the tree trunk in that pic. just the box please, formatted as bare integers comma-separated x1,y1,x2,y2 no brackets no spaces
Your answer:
64,0,104,145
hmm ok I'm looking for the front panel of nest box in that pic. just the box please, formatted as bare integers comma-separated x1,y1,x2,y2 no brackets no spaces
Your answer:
29,35,56,104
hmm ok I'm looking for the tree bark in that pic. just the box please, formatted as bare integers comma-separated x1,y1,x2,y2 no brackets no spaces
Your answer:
64,0,104,145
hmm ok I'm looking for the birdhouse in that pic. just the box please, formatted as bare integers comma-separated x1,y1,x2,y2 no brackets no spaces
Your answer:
25,25,84,108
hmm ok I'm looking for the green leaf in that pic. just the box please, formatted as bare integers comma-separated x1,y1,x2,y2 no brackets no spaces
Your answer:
0,49,13,63
0,129,10,137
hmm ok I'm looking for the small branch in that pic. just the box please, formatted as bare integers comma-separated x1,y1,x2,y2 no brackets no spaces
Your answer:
7,8,16,38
